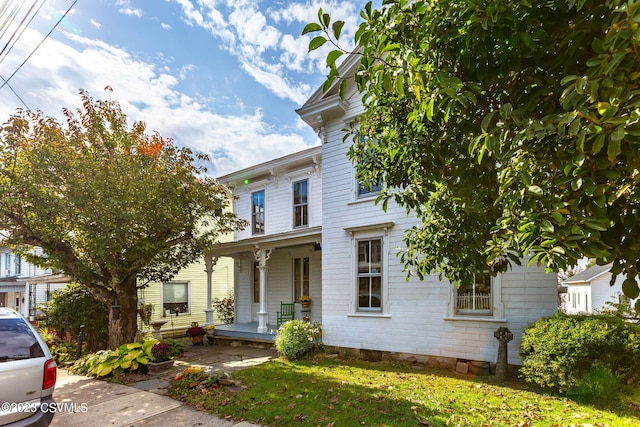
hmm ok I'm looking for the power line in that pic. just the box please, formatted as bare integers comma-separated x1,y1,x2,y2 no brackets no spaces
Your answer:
0,73,30,110
0,0,47,66
0,0,78,91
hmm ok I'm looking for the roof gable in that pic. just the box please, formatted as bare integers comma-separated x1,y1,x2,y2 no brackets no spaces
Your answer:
562,263,613,284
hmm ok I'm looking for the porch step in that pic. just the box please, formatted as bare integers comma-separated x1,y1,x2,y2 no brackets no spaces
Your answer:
211,335,275,349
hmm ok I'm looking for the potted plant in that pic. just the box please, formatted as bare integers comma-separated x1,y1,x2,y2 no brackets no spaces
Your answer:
148,342,174,372
186,326,206,345
299,295,311,309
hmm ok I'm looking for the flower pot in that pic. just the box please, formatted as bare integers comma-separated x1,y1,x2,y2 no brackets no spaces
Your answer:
301,302,310,309
147,359,174,373
191,334,204,345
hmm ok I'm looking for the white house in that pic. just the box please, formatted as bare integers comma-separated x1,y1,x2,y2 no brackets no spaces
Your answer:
291,54,558,366
0,247,68,318
208,146,322,337
561,263,632,314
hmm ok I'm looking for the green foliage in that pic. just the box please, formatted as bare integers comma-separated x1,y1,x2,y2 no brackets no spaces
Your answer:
520,314,640,393
212,293,235,324
71,340,156,377
0,89,247,346
274,320,322,360
49,342,78,364
39,283,109,351
306,0,640,294
168,356,640,426
567,366,622,408
159,338,185,358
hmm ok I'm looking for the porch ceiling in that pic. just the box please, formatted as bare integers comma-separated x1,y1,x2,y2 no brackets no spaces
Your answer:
208,226,321,257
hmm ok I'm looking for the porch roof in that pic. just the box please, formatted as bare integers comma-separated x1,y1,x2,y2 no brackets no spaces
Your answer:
208,226,321,257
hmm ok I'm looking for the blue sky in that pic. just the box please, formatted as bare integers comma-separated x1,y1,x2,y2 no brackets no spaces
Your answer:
0,0,369,175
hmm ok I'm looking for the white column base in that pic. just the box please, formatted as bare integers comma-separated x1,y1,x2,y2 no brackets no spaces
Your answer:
204,309,214,326
257,311,268,333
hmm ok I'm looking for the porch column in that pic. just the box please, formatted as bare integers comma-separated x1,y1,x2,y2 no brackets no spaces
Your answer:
254,247,273,333
204,255,219,326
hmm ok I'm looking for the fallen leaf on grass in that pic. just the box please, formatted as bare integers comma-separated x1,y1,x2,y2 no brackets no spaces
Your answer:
294,413,306,421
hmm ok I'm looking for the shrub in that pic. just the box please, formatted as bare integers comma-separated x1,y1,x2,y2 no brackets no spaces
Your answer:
71,340,156,377
520,314,640,393
212,293,235,324
566,366,621,408
151,342,172,362
161,338,185,358
274,320,322,360
39,283,109,351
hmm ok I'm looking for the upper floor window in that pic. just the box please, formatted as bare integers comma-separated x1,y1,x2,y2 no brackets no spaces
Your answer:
456,272,492,315
293,180,308,227
14,255,21,275
4,253,10,275
356,134,382,198
252,190,265,234
357,177,382,197
357,238,383,312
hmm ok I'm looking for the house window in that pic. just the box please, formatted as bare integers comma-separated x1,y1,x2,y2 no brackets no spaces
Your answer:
357,239,382,311
163,282,189,315
14,255,21,275
293,257,310,302
456,272,492,315
4,254,10,275
356,135,382,198
293,180,308,227
357,175,382,197
252,190,265,234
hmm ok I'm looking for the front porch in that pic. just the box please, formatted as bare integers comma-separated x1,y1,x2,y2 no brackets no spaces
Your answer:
214,322,276,340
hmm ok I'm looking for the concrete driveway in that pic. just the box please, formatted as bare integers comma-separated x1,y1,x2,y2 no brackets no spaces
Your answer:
50,344,277,427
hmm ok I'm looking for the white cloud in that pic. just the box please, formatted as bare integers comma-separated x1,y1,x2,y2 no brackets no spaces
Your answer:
169,0,362,104
116,0,143,17
0,25,310,177
90,19,102,29
161,22,171,30
119,8,143,17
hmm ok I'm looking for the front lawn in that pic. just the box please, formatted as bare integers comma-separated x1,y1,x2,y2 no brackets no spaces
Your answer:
168,355,640,426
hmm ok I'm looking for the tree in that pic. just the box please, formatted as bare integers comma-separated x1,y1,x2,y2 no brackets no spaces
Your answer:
304,0,640,309
0,89,246,347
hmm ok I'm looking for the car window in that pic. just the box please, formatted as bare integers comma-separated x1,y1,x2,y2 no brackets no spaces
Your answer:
0,318,45,360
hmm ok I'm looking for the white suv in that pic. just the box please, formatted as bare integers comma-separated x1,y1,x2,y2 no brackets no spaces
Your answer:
0,308,56,427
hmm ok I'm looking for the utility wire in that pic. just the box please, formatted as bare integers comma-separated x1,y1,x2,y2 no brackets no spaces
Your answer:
0,0,77,91
0,73,30,110
0,0,47,66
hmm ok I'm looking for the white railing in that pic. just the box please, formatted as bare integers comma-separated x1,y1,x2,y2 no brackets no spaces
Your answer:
457,293,491,311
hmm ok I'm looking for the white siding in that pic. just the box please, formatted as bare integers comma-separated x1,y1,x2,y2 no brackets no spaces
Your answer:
231,167,322,241
318,82,558,365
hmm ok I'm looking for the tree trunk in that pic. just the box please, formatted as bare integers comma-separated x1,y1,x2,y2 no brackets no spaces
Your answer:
108,276,139,349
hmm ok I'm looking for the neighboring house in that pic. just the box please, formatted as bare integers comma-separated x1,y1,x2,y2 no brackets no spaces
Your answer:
138,255,235,336
0,247,68,318
208,146,322,336
290,53,558,366
561,263,633,314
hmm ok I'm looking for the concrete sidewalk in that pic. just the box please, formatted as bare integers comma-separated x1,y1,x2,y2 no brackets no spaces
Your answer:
50,344,277,427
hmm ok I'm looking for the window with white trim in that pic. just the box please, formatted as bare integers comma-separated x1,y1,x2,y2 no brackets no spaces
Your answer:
163,282,190,315
456,272,492,315
357,238,383,311
293,180,308,227
252,190,265,234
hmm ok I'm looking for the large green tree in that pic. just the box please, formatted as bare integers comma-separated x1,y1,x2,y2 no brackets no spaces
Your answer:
0,89,245,347
306,0,640,306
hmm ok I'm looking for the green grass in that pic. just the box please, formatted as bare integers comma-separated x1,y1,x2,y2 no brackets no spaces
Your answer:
168,354,640,426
